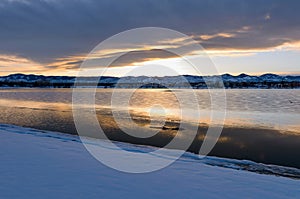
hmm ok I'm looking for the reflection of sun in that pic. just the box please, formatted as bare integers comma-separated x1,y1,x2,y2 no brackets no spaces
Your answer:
148,105,165,117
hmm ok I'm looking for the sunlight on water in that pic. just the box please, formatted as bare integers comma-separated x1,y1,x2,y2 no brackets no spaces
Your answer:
0,88,299,134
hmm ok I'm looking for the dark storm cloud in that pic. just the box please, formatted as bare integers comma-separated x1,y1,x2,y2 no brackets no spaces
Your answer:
0,0,300,65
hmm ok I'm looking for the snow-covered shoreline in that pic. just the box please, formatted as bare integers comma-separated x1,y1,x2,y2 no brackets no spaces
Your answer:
0,124,299,198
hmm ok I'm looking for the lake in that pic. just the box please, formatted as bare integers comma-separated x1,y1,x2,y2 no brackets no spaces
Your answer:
0,88,300,169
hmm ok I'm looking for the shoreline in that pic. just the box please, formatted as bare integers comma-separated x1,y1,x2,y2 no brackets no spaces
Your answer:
0,88,299,171
1,106,300,170
1,123,300,179
1,124,299,198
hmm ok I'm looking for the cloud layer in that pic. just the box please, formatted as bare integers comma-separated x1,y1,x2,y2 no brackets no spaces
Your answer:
0,0,300,74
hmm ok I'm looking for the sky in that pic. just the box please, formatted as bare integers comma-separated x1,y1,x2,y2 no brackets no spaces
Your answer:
0,0,300,76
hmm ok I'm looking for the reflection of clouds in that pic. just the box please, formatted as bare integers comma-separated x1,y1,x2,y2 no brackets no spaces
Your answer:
235,141,246,149
0,98,71,111
197,134,231,143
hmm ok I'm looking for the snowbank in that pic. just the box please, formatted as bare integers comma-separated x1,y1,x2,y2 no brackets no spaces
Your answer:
0,124,299,198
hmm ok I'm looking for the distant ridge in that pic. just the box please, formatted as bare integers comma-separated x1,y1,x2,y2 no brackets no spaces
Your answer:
0,73,299,89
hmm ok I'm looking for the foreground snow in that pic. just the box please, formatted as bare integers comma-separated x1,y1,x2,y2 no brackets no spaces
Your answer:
0,124,299,198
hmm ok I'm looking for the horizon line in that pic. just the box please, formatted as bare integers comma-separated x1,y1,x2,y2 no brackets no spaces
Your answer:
1,72,300,78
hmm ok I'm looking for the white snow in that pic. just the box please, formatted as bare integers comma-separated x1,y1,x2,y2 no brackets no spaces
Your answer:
0,124,299,199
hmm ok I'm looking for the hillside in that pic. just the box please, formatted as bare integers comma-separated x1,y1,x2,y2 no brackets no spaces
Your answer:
0,73,299,88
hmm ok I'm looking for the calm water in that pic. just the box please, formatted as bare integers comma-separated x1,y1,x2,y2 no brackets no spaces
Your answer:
0,88,299,133
0,88,300,169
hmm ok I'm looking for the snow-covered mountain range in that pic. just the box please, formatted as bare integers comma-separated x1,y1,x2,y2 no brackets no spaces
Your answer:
0,73,299,88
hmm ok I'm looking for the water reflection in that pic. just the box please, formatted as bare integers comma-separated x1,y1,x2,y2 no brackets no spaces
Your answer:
0,88,300,168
